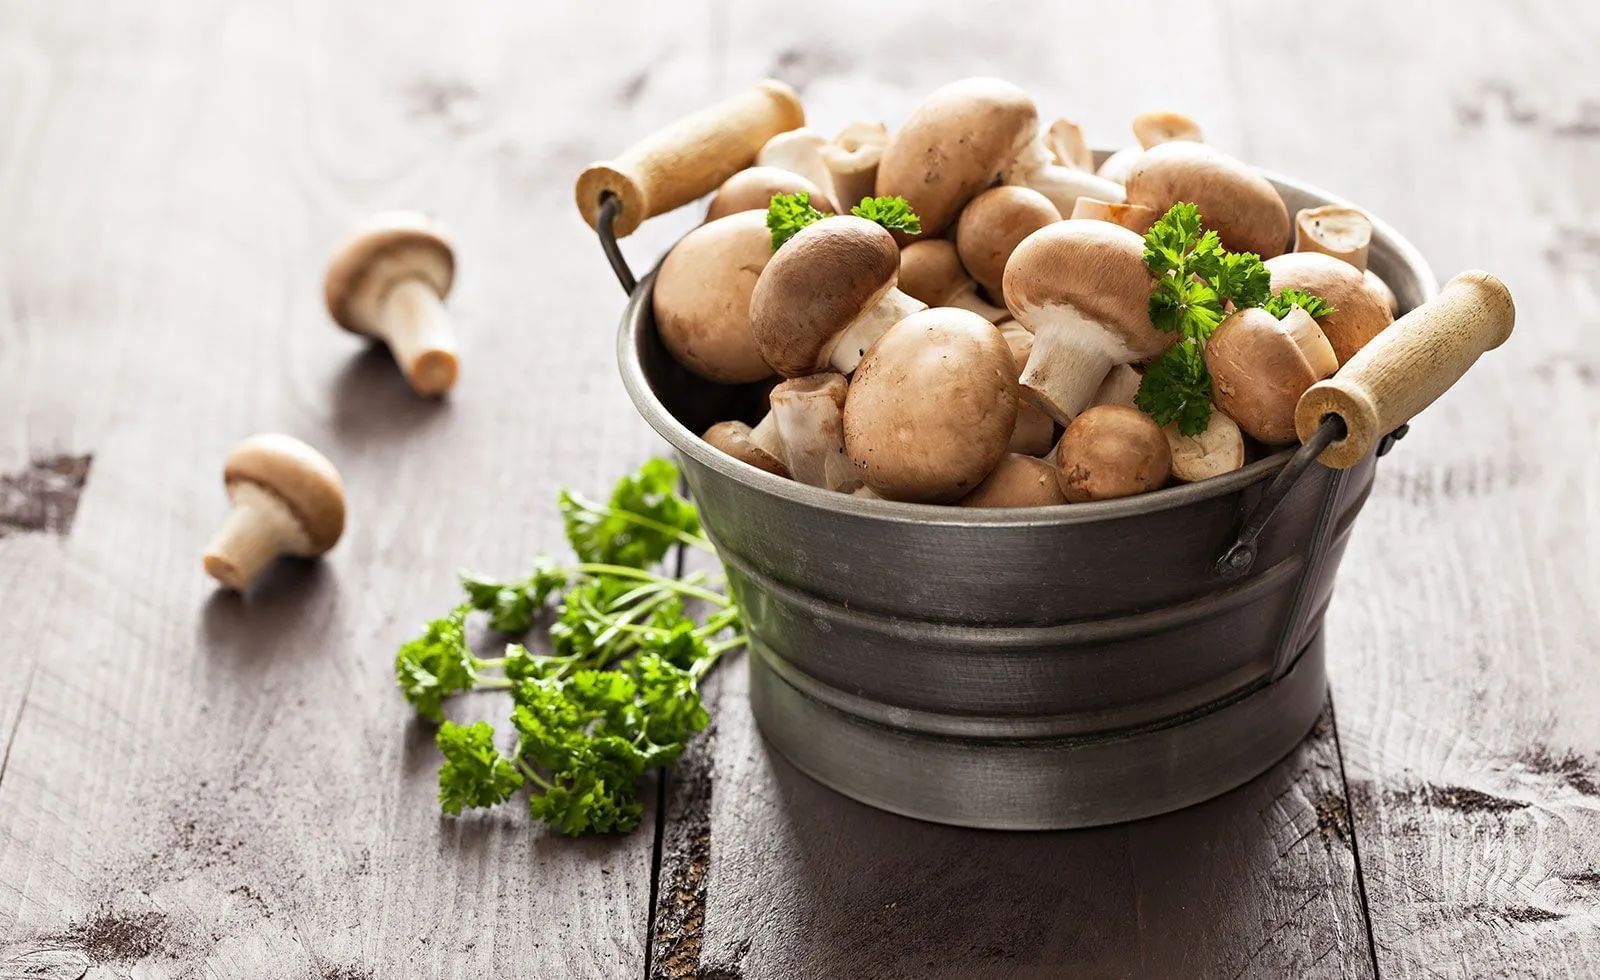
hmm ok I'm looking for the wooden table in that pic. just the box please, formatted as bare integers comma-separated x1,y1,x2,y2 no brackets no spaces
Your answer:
2,2,1596,977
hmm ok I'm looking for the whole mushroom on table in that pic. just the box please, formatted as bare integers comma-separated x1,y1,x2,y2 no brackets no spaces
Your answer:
664,76,1413,507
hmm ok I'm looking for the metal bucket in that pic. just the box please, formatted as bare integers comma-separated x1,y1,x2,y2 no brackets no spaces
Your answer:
576,83,1513,828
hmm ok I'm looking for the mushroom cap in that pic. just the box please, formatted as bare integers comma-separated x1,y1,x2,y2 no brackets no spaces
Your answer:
702,421,790,478
1053,405,1171,502
1070,198,1159,235
956,186,1061,297
1365,269,1400,318
1097,146,1142,185
1265,252,1394,363
959,454,1067,507
705,167,835,223
652,210,776,385
897,240,976,308
875,77,1038,237
1002,220,1167,357
324,211,454,337
843,308,1018,503
223,433,346,552
1131,110,1204,149
1204,306,1334,445
1125,142,1290,258
1163,410,1245,483
749,216,900,377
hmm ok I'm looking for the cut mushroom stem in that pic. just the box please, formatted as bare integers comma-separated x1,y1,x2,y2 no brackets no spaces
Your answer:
749,411,783,460
703,421,789,478
203,434,346,591
821,121,889,211
1294,205,1372,271
1090,363,1143,408
1001,323,1056,456
1132,110,1204,148
829,287,926,374
1070,198,1159,235
1003,136,1127,216
324,211,459,397
1164,410,1245,483
1020,311,1123,423
769,373,859,492
757,128,837,208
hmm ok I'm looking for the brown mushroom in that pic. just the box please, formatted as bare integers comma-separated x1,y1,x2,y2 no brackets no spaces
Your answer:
1125,142,1290,258
1294,205,1372,270
1053,405,1171,502
955,186,1062,298
702,421,789,478
1001,323,1057,456
874,78,1039,237
1003,220,1171,424
653,210,776,384
769,373,858,492
1096,147,1143,185
843,308,1017,502
1265,252,1394,364
1163,410,1245,483
705,167,835,223
756,128,837,208
1070,198,1160,235
1205,306,1338,445
898,240,1010,323
959,454,1068,507
821,121,890,211
1090,363,1143,408
749,216,926,376
204,434,346,590
1366,270,1400,318
324,211,459,396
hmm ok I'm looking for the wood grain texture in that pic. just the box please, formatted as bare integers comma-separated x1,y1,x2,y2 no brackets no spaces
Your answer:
0,0,715,974
1228,0,1600,976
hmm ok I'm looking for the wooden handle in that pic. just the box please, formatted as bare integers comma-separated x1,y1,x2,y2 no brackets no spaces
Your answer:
575,80,805,238
1295,270,1514,468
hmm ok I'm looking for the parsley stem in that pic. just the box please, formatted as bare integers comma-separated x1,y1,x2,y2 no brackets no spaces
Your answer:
566,493,717,555
573,564,731,606
473,677,513,691
694,635,748,679
517,758,553,792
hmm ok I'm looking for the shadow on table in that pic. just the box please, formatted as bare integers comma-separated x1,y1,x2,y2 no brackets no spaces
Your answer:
328,343,450,442
701,700,1360,980
198,560,340,672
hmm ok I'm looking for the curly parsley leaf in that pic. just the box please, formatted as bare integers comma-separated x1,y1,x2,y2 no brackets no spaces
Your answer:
395,603,477,722
850,195,921,237
766,191,827,250
558,458,701,569
1135,339,1214,437
1212,251,1272,309
460,559,569,633
436,721,524,814
1263,287,1338,320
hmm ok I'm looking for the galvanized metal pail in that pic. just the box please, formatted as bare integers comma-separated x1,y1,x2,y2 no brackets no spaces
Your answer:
580,83,1511,829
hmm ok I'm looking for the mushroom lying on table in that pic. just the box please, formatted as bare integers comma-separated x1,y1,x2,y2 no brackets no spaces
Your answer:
1125,142,1290,258
959,454,1068,507
898,240,1010,323
750,216,926,376
324,211,460,397
652,210,777,384
955,186,1061,300
204,434,345,591
1053,405,1171,502
1265,252,1394,364
705,167,834,223
1205,306,1338,445
1003,220,1172,424
844,308,1017,502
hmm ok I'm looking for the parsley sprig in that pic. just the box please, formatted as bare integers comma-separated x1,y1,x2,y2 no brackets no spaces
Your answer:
395,459,745,836
1134,203,1332,436
765,192,922,250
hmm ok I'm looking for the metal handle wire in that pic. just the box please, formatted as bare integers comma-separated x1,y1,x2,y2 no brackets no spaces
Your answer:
596,194,638,295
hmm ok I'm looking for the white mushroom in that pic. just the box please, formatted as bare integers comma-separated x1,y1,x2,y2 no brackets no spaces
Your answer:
769,373,859,492
820,121,890,211
204,434,346,591
1163,410,1245,483
757,128,837,209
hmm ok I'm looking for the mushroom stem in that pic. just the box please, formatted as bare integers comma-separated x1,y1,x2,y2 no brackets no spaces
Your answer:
827,288,926,374
1018,312,1123,424
1280,307,1340,378
821,122,889,211
949,288,1011,324
749,411,784,461
770,375,859,492
757,129,837,210
1294,206,1372,271
379,278,460,396
203,485,305,590
1003,137,1126,216
1091,363,1143,408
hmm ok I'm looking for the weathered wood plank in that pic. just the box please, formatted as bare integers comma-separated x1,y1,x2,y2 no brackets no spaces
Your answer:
0,1,716,975
1228,1,1600,976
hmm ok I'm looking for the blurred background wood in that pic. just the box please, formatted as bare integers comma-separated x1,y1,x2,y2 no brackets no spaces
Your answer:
1,0,1595,978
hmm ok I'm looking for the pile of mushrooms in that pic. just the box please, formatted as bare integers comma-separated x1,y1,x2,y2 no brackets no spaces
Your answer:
666,78,1399,507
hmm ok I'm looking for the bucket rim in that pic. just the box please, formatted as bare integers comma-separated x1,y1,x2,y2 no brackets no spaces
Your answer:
616,165,1438,528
